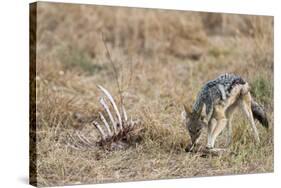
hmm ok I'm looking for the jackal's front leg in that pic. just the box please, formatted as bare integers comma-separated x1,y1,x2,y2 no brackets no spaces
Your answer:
207,118,217,149
207,118,227,150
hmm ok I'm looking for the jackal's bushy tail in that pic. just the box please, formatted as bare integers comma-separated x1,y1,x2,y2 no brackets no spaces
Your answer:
251,101,269,129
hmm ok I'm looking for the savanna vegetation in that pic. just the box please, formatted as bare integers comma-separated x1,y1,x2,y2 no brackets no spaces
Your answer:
31,2,273,186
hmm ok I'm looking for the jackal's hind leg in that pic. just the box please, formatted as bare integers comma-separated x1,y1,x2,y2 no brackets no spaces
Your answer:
225,106,236,147
226,119,232,147
225,102,235,147
240,93,260,143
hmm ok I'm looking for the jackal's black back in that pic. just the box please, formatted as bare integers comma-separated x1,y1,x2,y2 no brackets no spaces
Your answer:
215,73,246,93
192,73,246,117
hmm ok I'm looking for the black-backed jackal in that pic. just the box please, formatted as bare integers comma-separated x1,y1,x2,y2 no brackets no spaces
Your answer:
182,73,269,152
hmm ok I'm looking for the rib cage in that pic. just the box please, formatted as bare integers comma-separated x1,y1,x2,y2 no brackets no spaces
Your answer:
69,85,141,151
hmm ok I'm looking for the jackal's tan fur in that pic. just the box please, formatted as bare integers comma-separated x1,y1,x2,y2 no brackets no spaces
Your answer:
183,82,263,152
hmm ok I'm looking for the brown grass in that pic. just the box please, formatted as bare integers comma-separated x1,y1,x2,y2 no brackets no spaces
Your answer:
33,2,273,186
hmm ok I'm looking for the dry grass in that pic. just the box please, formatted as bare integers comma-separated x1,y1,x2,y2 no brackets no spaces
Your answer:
32,2,274,187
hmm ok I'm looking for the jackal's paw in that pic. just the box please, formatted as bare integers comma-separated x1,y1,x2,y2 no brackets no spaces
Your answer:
185,143,194,152
202,147,227,156
209,148,227,152
205,145,213,150
185,143,204,153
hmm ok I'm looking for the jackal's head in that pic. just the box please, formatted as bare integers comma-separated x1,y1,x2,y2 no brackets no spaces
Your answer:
182,105,205,146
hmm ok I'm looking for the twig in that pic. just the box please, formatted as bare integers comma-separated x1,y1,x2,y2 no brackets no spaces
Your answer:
127,56,134,90
101,33,124,107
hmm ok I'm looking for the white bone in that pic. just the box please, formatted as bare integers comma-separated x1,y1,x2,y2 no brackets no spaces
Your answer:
67,143,81,150
122,105,128,122
67,134,85,149
99,97,117,134
75,132,92,146
129,116,135,129
92,121,107,140
97,85,123,130
99,112,113,136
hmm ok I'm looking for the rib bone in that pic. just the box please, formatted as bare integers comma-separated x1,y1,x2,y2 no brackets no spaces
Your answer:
122,105,128,122
99,97,118,134
69,85,141,151
99,112,113,136
97,85,123,131
75,131,93,147
92,121,107,140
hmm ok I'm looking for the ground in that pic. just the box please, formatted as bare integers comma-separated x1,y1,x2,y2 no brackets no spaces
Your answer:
31,2,274,186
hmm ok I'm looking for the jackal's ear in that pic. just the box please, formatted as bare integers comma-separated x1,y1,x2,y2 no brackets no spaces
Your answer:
182,104,191,122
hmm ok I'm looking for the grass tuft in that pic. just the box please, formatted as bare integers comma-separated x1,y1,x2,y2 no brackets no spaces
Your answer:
60,48,107,75
34,2,274,186
250,76,273,105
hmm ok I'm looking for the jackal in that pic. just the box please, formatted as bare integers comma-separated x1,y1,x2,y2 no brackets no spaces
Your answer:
182,73,269,152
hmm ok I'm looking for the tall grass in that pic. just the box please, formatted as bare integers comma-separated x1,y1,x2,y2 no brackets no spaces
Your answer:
33,2,274,186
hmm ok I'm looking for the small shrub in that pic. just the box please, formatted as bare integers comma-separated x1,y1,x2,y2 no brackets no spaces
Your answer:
60,48,106,75
208,47,230,58
250,76,273,105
